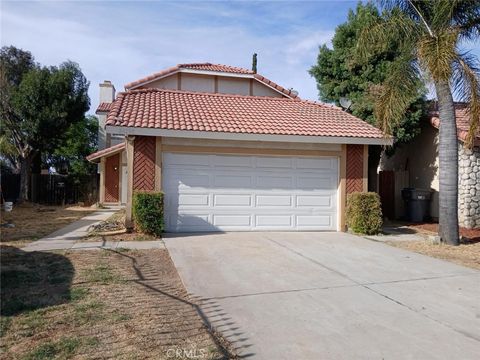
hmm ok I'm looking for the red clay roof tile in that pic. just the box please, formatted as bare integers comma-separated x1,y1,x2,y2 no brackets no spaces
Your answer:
96,102,113,113
86,142,125,162
430,103,480,144
105,88,385,139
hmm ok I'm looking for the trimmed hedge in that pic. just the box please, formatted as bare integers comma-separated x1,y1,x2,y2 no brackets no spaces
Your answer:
346,192,383,235
132,191,164,236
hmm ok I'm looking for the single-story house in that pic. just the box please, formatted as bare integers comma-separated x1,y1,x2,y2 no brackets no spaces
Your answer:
87,63,390,232
379,103,480,229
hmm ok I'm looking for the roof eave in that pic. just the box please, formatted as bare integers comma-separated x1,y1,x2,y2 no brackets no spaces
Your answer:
105,125,392,146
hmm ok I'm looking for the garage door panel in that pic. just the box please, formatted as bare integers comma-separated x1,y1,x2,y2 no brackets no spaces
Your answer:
256,195,292,207
178,194,210,206
256,175,293,189
256,215,292,227
214,194,252,207
214,174,252,188
172,174,210,189
213,214,251,227
297,215,332,227
214,155,253,167
296,157,335,170
256,157,293,169
163,153,338,232
296,176,335,190
296,195,332,207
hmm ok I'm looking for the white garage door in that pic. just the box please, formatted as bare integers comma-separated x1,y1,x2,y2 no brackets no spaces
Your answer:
162,153,338,232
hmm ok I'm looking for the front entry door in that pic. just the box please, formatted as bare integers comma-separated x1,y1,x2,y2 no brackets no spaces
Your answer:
105,154,120,203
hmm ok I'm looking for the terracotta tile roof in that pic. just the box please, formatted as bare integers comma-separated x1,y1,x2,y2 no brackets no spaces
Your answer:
430,103,480,144
124,63,298,98
96,102,113,113
105,88,385,139
253,74,298,99
86,142,125,162
178,63,254,74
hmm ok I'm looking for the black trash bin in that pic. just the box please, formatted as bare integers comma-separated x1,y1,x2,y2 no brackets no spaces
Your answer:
402,188,433,222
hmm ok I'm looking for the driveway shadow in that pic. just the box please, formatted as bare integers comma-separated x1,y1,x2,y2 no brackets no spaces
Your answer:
0,246,74,316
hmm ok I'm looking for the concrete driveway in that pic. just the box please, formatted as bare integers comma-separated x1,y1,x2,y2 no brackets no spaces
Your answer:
164,232,480,359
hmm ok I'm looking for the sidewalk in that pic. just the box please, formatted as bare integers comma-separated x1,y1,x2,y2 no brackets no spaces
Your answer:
22,208,163,252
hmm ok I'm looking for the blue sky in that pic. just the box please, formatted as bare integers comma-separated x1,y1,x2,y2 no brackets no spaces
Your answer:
1,1,479,113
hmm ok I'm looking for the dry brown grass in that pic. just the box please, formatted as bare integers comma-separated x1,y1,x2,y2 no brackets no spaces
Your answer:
387,240,480,270
0,246,236,359
0,203,94,246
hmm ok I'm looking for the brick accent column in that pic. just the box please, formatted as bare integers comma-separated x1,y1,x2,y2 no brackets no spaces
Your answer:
346,144,364,194
133,136,156,191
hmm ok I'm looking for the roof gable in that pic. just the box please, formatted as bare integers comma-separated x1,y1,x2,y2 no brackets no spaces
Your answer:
124,62,299,99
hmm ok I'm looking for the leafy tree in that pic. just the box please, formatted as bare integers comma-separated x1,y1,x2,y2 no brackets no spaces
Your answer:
309,2,427,145
0,46,90,201
47,115,98,177
355,0,480,245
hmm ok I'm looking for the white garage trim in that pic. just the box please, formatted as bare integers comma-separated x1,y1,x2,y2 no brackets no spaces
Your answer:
162,152,340,232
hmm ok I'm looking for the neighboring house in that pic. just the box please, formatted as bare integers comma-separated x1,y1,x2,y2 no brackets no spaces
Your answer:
379,103,480,229
87,63,389,232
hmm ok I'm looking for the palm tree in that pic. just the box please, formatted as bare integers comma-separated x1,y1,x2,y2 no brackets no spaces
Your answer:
356,0,479,245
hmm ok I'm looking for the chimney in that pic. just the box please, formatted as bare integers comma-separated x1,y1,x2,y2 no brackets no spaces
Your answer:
99,80,115,103
98,81,116,150
252,53,257,74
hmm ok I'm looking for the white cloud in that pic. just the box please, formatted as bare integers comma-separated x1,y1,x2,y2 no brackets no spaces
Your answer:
1,1,336,112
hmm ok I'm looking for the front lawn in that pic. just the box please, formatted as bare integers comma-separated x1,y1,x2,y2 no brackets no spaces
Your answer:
387,240,480,270
1,203,95,247
0,246,235,359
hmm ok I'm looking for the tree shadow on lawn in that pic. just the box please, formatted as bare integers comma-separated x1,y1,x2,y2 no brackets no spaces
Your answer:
0,246,74,317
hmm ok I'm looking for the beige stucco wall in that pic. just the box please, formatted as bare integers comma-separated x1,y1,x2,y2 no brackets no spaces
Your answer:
252,81,283,97
135,72,285,97
145,74,178,90
379,124,440,219
217,77,249,95
162,137,342,151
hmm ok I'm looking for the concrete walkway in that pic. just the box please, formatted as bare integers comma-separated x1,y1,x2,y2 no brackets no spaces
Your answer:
165,232,480,359
22,208,164,252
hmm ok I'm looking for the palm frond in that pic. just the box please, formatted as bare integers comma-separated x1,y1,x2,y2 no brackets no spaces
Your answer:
371,52,422,137
452,51,480,148
356,8,420,64
418,29,459,82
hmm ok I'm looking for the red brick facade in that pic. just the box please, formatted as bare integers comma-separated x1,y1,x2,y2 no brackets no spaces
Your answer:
133,136,156,191
346,144,364,194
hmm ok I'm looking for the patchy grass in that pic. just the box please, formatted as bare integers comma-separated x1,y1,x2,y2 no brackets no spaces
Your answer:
1,246,236,359
387,240,480,270
23,336,99,360
84,231,159,243
0,203,94,246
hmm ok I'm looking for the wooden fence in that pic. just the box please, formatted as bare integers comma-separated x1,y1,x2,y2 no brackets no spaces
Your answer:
1,173,99,205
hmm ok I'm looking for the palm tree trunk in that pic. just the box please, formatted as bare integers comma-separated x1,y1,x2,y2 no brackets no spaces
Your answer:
435,80,459,245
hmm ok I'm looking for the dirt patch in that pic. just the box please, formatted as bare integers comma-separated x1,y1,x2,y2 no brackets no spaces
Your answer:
1,203,95,246
0,246,236,359
84,232,158,243
392,221,480,242
386,240,480,270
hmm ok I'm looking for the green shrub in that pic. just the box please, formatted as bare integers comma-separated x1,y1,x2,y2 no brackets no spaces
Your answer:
346,192,383,235
132,191,164,236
